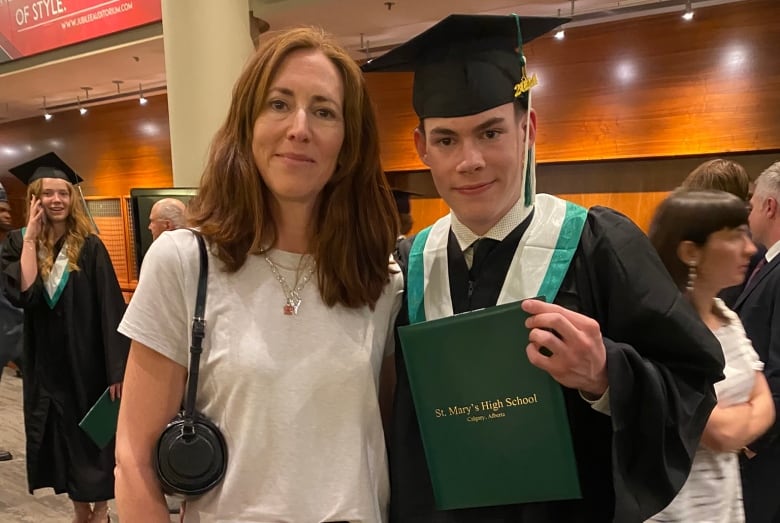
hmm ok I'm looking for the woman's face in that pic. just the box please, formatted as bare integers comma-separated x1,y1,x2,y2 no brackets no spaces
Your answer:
695,226,757,292
252,48,345,210
39,178,72,223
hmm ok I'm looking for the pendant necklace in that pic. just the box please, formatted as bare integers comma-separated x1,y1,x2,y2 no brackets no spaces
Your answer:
263,252,316,315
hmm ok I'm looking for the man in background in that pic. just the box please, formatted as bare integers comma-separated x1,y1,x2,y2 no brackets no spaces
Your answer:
735,161,780,523
0,182,23,462
148,197,186,241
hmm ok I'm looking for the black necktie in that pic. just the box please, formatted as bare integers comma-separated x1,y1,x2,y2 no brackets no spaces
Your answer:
469,238,499,280
746,257,767,288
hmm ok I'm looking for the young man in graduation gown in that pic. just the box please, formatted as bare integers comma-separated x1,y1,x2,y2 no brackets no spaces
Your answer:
0,153,130,523
363,15,725,523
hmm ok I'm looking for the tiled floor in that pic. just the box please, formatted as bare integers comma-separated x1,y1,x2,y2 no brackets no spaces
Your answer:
0,366,179,522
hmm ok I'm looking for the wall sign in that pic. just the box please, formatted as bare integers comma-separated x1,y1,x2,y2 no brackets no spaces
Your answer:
0,0,162,63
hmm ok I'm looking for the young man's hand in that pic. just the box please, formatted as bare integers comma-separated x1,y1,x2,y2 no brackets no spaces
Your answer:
522,299,608,397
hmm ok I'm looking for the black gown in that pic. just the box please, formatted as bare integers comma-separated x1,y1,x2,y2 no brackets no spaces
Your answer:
0,242,23,378
0,230,129,501
390,206,724,523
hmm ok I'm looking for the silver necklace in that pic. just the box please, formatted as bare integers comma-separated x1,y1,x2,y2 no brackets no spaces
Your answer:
263,252,316,315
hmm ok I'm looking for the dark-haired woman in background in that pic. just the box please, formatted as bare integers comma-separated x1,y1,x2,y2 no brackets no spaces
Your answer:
647,189,775,523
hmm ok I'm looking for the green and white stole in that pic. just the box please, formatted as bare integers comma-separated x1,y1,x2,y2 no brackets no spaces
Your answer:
406,194,587,324
22,227,71,309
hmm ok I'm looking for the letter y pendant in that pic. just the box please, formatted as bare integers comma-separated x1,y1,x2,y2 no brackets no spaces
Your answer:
283,297,301,315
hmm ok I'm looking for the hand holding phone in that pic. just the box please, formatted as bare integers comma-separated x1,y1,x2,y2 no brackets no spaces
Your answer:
25,195,44,239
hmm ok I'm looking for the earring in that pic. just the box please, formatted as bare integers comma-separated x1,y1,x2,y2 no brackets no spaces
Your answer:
686,262,697,293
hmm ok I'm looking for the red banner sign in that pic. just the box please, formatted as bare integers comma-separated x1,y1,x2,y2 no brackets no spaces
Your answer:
0,0,162,63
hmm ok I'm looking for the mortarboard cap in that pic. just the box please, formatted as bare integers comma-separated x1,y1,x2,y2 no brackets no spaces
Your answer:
362,14,565,119
8,152,84,186
8,152,99,232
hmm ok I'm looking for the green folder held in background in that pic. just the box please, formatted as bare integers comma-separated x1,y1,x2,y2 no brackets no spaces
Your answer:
398,299,581,511
78,387,120,449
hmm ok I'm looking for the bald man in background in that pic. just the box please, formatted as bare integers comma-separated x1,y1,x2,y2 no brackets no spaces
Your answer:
148,198,186,241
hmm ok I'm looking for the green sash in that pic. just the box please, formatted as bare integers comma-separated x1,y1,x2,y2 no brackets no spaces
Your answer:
22,227,71,309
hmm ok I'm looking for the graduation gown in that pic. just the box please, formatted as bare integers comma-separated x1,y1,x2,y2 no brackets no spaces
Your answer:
0,242,23,374
390,206,724,523
0,230,129,501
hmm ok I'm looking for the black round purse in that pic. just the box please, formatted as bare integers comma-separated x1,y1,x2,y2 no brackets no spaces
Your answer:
154,231,228,496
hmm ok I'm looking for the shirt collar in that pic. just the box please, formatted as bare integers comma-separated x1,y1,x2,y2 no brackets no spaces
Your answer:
450,196,532,252
765,239,780,262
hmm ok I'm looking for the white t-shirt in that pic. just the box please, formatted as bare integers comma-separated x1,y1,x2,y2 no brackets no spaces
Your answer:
119,230,403,523
647,299,763,523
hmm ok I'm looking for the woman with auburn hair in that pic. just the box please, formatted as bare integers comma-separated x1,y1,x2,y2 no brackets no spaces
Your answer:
647,189,775,523
0,154,130,523
115,26,402,522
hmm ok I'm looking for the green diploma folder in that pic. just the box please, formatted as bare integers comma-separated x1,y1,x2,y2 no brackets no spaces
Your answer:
78,387,120,449
398,300,581,510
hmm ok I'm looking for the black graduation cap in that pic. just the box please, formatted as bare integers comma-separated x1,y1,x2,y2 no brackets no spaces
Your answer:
362,14,565,119
8,152,84,186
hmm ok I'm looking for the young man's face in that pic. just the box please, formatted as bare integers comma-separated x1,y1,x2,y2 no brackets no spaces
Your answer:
0,202,12,232
414,102,536,235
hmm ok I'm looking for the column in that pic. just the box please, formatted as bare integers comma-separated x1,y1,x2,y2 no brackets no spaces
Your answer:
162,0,254,187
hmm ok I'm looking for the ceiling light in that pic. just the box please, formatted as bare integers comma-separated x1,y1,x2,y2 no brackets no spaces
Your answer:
42,96,52,121
682,1,694,20
553,6,568,40
359,33,372,62
77,96,88,115
79,86,92,115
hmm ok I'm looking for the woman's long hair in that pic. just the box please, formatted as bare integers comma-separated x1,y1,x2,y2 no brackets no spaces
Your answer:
189,27,398,309
26,179,95,279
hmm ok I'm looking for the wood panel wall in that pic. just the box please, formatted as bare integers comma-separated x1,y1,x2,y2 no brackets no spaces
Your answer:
404,150,780,234
0,93,173,224
366,0,780,170
367,0,780,233
1,0,779,248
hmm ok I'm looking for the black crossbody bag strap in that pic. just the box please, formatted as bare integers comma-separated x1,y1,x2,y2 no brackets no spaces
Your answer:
184,230,208,421
155,230,226,497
